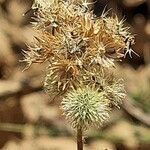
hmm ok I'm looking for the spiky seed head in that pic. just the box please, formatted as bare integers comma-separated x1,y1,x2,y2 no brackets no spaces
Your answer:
61,87,110,130
23,0,132,111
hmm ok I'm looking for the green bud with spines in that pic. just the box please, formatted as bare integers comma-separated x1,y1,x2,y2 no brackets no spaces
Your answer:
61,87,110,130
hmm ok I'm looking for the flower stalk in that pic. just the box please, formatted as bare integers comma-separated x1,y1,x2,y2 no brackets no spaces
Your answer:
77,127,83,150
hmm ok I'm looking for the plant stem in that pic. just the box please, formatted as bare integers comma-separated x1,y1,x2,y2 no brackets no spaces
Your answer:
77,127,83,150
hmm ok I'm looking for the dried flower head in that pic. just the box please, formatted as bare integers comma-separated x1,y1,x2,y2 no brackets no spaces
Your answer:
61,87,110,130
23,0,137,68
21,0,131,102
44,59,80,95
21,0,138,132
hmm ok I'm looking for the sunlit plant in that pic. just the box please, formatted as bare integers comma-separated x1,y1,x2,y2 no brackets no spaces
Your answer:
22,0,137,149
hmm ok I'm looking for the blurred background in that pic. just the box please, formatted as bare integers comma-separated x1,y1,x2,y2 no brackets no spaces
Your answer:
0,0,149,149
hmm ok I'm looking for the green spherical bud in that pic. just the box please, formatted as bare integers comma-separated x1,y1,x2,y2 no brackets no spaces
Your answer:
61,87,110,130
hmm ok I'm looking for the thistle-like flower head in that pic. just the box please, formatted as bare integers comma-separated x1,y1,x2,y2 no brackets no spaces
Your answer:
61,87,110,130
22,0,136,130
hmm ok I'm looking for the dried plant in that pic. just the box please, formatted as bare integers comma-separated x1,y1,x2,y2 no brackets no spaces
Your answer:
22,0,137,149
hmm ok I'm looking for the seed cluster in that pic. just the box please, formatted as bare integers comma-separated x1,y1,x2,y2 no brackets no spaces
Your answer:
22,0,135,129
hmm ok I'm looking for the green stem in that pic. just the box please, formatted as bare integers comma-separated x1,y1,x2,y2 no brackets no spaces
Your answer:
77,127,83,150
